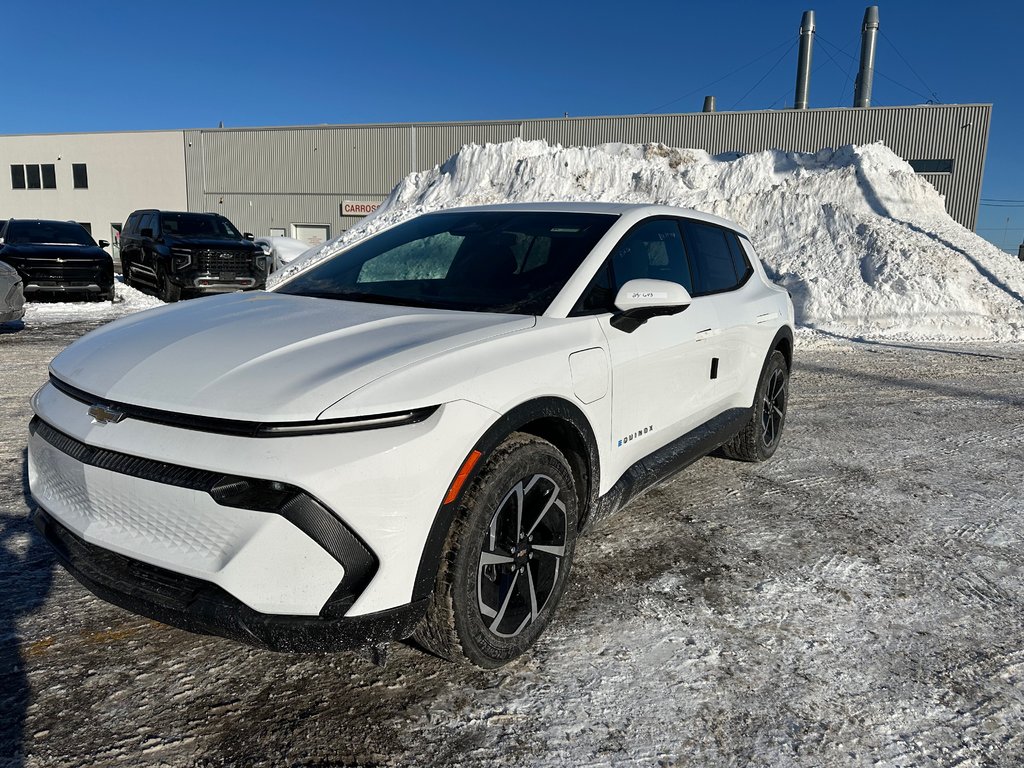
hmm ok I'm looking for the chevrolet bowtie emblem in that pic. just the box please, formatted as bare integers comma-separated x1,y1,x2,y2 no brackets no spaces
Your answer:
88,404,126,425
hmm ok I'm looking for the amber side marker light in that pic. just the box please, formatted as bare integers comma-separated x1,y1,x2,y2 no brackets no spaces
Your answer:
444,450,483,505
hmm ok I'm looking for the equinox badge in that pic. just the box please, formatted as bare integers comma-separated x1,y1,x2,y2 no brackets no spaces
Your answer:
88,404,126,425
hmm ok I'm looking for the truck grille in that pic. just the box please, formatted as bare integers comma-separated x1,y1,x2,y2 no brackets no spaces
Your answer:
195,250,254,274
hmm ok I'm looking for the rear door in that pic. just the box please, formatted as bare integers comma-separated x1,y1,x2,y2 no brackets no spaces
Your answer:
680,220,762,409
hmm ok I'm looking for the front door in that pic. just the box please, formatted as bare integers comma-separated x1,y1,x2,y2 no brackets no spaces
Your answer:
577,218,723,481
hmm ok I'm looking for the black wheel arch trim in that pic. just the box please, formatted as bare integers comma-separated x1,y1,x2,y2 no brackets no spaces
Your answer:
411,396,600,603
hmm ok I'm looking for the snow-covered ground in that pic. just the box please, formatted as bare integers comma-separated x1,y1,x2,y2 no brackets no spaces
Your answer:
2,140,1023,765
1,323,1022,767
275,140,1024,344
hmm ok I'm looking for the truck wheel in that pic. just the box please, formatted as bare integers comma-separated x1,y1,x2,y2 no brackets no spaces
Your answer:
414,433,579,668
159,271,182,303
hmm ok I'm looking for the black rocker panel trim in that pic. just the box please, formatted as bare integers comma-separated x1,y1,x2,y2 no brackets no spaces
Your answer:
48,374,437,438
411,396,600,602
590,406,752,527
30,416,377,615
34,509,424,652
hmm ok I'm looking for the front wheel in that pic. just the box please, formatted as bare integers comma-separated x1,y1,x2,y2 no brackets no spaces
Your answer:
414,433,579,668
158,270,182,303
719,349,789,462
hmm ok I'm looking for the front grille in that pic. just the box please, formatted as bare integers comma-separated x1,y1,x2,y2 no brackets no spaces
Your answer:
25,262,104,282
195,250,254,274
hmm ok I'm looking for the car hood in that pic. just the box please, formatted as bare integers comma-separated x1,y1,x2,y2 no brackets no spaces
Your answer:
1,243,111,262
49,291,535,422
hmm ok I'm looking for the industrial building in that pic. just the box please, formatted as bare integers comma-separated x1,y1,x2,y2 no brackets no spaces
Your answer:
0,102,992,261
0,6,992,261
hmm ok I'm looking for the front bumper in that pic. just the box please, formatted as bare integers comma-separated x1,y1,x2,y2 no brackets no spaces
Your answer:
35,509,425,651
29,381,497,638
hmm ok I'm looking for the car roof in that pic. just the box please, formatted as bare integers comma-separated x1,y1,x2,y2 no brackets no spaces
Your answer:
423,202,751,238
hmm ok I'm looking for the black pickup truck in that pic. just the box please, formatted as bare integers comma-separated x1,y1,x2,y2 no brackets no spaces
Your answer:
120,210,267,302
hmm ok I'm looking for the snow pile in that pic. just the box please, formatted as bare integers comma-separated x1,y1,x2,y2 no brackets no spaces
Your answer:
274,139,1024,343
23,280,164,326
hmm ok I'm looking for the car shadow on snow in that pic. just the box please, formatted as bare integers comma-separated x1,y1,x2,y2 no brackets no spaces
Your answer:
0,451,55,767
0,320,26,334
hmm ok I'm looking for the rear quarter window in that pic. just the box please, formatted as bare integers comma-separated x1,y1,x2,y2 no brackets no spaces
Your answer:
682,221,745,295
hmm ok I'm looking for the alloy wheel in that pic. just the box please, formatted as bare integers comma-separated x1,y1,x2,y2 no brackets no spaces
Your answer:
761,368,786,448
477,473,567,638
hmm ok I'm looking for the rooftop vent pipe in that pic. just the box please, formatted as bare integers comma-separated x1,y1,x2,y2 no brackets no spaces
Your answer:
853,6,880,108
793,10,815,109
703,95,716,112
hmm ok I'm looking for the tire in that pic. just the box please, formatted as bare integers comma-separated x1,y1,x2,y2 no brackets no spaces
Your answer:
158,270,182,303
719,349,789,462
414,433,579,668
121,257,133,288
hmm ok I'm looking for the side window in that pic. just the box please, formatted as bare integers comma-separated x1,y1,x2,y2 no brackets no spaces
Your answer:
682,221,741,295
727,233,753,283
123,214,138,236
139,213,155,235
576,219,691,313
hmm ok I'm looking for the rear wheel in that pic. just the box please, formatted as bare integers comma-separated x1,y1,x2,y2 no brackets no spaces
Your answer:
719,349,789,462
414,433,579,668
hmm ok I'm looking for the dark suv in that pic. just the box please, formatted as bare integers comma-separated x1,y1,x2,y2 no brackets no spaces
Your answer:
120,210,267,302
0,219,114,301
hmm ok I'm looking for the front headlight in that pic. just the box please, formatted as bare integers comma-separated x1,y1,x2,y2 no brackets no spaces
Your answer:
256,406,438,437
170,247,192,270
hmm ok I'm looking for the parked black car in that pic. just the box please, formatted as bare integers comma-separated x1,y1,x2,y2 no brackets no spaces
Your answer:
120,210,267,302
0,219,114,301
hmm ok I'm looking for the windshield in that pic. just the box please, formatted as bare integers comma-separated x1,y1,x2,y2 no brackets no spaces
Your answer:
4,220,96,246
277,211,616,314
160,213,243,239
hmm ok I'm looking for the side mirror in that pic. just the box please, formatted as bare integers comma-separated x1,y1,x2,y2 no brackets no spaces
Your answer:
140,227,153,238
243,232,254,241
610,279,691,333
98,239,110,248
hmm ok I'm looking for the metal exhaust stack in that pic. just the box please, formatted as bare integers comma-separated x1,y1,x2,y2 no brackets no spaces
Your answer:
793,10,815,109
853,6,880,108
703,95,716,113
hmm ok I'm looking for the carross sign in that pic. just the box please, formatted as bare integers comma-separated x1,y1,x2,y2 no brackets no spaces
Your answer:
342,200,381,217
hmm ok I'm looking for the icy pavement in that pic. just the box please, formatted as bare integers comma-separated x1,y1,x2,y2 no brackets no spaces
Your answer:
1,321,1022,767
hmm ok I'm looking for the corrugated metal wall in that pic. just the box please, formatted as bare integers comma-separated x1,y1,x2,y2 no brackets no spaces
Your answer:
184,104,990,237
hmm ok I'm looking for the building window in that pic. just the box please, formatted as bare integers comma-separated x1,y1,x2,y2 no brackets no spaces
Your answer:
908,159,954,174
73,163,88,189
41,164,56,189
11,164,57,189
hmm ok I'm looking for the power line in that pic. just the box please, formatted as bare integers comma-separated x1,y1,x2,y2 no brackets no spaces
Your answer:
732,41,798,110
816,34,935,103
646,37,794,113
879,29,941,103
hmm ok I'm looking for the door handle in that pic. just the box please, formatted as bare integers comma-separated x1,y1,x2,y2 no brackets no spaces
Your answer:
756,312,779,324
695,328,717,340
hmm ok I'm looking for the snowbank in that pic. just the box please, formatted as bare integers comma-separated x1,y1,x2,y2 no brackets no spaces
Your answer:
273,139,1024,343
23,280,164,326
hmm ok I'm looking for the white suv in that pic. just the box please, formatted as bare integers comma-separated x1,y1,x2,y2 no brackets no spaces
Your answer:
29,203,794,667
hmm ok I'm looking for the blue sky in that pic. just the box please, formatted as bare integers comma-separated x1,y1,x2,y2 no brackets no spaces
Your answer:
5,0,1021,251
